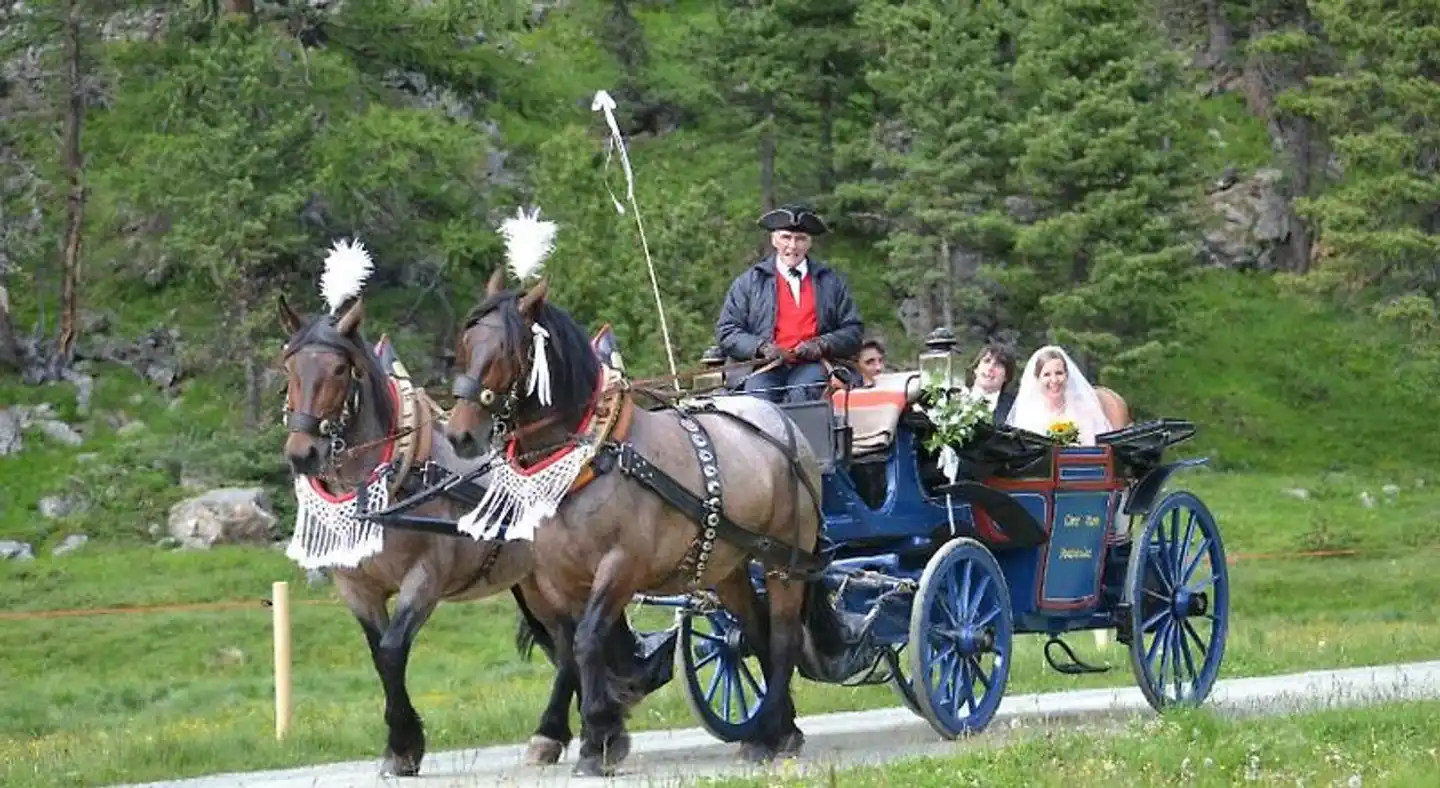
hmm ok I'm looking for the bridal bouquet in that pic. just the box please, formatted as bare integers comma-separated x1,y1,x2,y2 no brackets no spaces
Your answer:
916,383,993,486
1047,420,1080,446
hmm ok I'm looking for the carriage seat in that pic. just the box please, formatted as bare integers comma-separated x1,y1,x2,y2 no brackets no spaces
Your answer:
372,335,408,379
591,323,625,373
830,371,923,459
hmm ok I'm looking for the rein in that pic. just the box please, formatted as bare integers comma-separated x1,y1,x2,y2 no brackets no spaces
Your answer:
629,356,781,391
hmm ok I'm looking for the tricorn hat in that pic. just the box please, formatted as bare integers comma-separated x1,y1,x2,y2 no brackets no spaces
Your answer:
757,203,828,236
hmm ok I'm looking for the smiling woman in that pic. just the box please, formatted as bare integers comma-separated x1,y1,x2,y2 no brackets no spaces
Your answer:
1006,345,1114,446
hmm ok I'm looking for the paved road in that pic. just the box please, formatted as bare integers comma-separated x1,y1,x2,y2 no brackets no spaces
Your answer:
117,660,1440,788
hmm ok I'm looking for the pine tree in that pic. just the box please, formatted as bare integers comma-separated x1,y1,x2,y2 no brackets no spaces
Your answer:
1278,0,1440,334
1004,0,1202,369
842,0,1021,339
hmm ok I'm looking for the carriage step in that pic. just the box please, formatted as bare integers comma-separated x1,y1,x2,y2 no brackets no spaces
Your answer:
1043,636,1111,675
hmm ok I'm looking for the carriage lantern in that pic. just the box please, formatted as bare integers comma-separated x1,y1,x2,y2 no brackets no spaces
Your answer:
918,327,960,390
694,345,726,391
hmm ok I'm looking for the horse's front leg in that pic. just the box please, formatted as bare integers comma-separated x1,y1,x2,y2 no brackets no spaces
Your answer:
572,550,637,777
374,572,442,777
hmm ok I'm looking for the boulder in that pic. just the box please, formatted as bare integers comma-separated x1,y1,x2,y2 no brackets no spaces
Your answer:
1,540,34,562
1202,168,1291,270
167,487,278,549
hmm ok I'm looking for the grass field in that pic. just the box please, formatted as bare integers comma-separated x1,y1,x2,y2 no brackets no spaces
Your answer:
3,468,1438,787
708,699,1440,787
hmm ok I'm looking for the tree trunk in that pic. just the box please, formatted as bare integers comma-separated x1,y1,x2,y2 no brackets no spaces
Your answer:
55,0,85,364
759,96,777,212
939,238,954,330
818,73,835,193
0,280,21,371
1197,0,1232,68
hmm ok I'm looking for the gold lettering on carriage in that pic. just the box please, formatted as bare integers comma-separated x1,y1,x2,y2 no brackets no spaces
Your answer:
1062,513,1103,529
1059,547,1092,560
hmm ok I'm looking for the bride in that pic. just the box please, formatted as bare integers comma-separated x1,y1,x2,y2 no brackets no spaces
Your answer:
1005,345,1114,446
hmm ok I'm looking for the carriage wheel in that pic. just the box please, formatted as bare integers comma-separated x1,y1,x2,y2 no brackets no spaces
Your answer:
675,608,767,743
1125,491,1230,712
908,538,1014,739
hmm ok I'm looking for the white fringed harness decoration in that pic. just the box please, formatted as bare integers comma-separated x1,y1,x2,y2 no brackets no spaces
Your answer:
456,441,595,543
287,471,391,569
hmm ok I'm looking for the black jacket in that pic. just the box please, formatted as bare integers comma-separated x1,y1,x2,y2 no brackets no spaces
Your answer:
715,256,864,362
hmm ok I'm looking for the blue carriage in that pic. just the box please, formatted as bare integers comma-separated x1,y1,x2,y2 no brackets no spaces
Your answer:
643,333,1230,743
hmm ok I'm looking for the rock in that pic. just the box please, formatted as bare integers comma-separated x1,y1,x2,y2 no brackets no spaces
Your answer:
38,495,87,519
117,420,147,437
167,487,278,549
51,533,88,556
1382,484,1400,497
1283,487,1310,500
79,309,112,335
1202,167,1291,270
34,419,83,447
1,540,34,561
1359,491,1376,508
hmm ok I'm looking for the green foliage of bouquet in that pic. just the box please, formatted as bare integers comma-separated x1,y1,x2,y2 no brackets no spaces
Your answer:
918,383,994,455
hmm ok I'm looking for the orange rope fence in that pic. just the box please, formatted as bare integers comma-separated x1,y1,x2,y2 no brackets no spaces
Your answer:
0,547,1380,622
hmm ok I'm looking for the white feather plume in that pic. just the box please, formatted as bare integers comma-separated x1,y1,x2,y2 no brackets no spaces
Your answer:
498,207,557,283
320,238,375,314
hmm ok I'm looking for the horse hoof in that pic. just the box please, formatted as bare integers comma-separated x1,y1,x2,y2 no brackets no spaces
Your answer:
602,732,631,766
523,735,567,766
572,755,613,778
738,740,776,764
380,753,421,777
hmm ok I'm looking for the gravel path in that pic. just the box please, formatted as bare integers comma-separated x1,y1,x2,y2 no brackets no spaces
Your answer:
114,660,1440,788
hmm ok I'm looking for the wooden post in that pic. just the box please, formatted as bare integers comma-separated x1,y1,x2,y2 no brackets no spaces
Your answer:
272,581,292,740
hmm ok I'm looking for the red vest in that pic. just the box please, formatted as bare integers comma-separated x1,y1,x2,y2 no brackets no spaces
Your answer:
773,273,819,351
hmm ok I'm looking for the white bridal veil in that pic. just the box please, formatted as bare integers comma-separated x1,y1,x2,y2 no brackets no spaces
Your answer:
1005,345,1113,445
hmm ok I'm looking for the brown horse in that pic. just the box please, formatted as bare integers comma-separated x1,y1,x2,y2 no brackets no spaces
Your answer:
444,270,862,777
276,289,667,775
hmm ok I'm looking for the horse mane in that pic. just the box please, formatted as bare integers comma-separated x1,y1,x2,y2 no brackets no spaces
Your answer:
281,308,396,432
463,289,601,424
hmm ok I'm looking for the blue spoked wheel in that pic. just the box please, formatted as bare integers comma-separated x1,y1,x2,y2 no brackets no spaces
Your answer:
1125,490,1230,711
676,607,767,743
908,537,1014,739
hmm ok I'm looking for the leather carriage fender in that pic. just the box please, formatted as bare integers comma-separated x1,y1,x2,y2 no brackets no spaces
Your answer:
937,480,1049,550
1123,457,1211,517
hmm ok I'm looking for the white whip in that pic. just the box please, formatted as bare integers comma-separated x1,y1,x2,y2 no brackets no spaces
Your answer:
590,90,681,391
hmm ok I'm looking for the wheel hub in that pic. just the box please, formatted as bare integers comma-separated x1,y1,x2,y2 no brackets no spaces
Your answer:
955,627,994,654
724,627,744,652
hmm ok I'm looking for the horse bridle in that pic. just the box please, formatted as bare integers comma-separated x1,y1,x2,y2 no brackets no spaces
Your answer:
450,319,536,445
282,341,364,459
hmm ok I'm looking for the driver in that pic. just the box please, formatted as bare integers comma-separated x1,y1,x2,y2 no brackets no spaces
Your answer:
714,202,864,403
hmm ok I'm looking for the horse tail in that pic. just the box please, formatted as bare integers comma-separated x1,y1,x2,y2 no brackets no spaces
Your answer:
510,585,555,663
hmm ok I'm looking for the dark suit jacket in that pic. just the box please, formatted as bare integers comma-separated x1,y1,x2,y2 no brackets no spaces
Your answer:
715,255,864,362
994,390,1016,425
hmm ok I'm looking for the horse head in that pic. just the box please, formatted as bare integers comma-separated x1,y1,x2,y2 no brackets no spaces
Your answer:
277,293,392,478
446,267,600,459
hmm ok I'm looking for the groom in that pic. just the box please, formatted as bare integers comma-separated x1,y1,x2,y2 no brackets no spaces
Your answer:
968,342,1018,423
